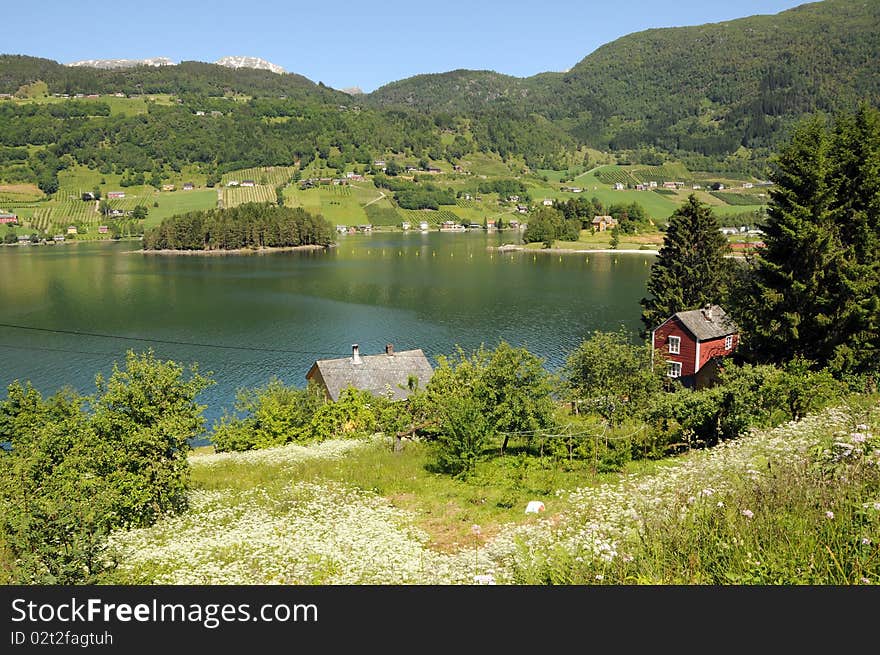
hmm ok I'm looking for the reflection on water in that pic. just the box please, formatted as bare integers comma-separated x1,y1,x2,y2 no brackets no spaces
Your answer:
0,234,653,434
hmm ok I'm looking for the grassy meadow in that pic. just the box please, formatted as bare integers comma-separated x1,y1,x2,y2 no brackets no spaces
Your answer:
104,397,880,584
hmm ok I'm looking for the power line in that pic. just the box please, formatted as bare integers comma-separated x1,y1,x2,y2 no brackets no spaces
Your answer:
0,322,429,358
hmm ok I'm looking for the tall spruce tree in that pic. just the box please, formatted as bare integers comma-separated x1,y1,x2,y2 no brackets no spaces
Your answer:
640,194,732,335
737,106,880,377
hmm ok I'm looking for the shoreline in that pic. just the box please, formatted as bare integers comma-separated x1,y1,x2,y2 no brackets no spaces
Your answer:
130,244,331,256
490,245,660,255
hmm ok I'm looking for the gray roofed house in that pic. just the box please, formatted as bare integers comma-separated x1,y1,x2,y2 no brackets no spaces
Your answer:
306,344,434,402
671,305,737,341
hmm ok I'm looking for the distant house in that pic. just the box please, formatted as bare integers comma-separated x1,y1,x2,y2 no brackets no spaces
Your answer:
336,225,348,233
508,195,520,202
357,224,373,232
162,184,176,192
426,166,442,173
98,225,109,234
508,219,520,229
662,181,678,190
107,191,125,199
345,172,365,181
720,227,740,236
306,344,434,402
226,180,240,187
486,219,496,230
108,209,125,217
195,110,206,116
613,182,625,190
440,220,463,231
17,235,31,243
401,221,411,230
373,160,386,168
648,181,658,189
542,199,554,206
53,235,65,242
516,204,528,213
0,213,18,224
81,192,95,201
241,180,256,187
742,182,754,189
453,165,463,172
651,304,739,389
591,215,617,232
692,185,702,190
635,184,647,191
182,183,194,191
67,226,77,235
419,221,429,231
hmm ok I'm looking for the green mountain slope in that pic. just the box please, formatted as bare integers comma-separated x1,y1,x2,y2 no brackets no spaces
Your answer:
0,55,350,104
367,0,880,156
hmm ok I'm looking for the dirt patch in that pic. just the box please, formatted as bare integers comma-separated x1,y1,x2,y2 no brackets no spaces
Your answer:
0,183,42,197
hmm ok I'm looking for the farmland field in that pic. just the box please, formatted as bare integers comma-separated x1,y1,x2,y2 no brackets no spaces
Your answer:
221,166,298,187
709,191,766,206
147,190,218,226
222,185,276,208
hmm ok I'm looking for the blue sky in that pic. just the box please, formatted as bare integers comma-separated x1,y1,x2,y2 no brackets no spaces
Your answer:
5,0,810,92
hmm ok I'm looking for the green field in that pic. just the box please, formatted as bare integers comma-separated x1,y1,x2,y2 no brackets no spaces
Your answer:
147,190,218,226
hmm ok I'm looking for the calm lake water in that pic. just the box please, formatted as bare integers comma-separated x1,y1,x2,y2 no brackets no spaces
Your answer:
0,232,653,437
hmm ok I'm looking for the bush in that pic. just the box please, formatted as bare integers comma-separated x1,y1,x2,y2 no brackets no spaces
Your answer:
211,378,325,452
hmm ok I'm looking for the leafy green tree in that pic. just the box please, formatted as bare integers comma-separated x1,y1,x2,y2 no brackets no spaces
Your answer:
426,343,557,470
90,350,212,527
609,228,619,249
640,195,732,335
0,350,212,583
131,205,148,220
563,329,663,424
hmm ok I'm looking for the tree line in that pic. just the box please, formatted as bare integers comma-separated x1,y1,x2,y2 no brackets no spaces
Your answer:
142,203,333,251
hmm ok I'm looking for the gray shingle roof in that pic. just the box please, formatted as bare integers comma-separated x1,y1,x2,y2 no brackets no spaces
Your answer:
672,305,738,341
307,348,434,401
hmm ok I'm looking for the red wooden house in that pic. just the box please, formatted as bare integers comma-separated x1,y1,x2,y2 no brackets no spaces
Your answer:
651,304,739,389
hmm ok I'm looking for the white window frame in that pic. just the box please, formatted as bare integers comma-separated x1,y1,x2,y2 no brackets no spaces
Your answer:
667,361,682,378
667,335,681,355
725,335,733,350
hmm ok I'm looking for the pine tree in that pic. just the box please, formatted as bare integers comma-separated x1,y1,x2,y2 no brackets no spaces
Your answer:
640,195,732,336
737,106,880,376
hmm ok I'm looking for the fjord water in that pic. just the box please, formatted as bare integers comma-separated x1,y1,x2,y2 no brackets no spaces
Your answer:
0,232,652,434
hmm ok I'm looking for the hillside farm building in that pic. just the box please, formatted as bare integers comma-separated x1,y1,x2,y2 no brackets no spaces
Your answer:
651,304,739,389
306,344,434,402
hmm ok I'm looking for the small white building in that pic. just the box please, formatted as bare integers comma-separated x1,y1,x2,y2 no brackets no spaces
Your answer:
613,182,625,190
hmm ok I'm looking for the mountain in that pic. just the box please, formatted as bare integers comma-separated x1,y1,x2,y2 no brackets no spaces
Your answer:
214,56,285,75
367,0,880,156
367,69,531,113
0,55,348,103
66,57,176,70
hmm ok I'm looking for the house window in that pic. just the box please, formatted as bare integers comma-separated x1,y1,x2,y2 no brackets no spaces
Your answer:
668,336,681,355
725,335,733,350
667,361,682,378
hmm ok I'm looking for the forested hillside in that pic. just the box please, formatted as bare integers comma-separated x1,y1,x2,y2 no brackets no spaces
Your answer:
367,0,880,161
0,55,349,103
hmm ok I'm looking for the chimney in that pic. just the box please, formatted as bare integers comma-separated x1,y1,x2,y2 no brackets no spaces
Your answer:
702,304,714,321
385,343,394,356
352,344,361,364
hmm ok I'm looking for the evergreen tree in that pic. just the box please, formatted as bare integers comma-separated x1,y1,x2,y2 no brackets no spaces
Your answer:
737,106,880,376
640,195,732,335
